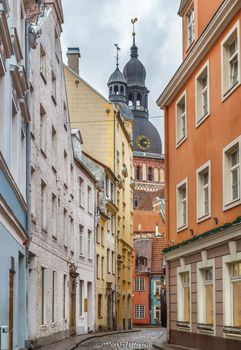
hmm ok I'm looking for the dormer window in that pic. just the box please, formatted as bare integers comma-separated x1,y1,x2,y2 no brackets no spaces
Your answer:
187,8,195,47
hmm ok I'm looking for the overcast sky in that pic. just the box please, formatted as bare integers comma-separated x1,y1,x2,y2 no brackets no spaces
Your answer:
61,0,182,144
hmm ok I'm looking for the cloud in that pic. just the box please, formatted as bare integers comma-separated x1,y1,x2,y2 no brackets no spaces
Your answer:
61,0,182,143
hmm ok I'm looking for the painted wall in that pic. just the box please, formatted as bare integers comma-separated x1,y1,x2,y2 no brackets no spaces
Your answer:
0,223,26,349
150,275,161,325
132,274,150,325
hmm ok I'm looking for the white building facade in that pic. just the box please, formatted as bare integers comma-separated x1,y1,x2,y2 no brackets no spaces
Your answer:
27,1,95,346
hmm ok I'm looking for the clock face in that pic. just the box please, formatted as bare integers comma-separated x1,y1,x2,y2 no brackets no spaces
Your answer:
136,135,151,151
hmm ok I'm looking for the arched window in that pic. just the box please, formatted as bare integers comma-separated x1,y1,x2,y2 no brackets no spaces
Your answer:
114,85,119,95
134,196,138,208
136,93,142,107
120,85,124,94
128,94,133,107
136,165,141,180
148,167,153,181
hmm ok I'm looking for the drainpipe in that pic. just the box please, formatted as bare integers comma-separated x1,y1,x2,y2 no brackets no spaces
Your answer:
113,109,118,330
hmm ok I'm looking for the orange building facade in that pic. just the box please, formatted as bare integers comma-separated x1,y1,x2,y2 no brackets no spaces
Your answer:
158,0,241,349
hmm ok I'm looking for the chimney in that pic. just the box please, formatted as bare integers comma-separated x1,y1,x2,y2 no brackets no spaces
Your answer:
67,47,81,75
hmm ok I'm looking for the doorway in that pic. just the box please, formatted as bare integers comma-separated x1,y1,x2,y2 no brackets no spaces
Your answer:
9,270,14,350
69,264,78,336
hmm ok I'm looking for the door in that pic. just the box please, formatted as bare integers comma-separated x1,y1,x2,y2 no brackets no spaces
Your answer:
107,294,112,330
9,271,14,350
70,277,76,335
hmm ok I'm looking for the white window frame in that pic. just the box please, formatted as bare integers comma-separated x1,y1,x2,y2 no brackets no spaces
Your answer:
177,260,191,329
176,178,188,232
223,242,241,330
154,305,160,322
223,136,241,211
134,305,145,319
186,7,195,48
197,253,215,332
195,61,210,126
196,160,211,222
134,277,145,291
154,280,161,295
221,21,240,101
176,91,187,147
79,224,84,256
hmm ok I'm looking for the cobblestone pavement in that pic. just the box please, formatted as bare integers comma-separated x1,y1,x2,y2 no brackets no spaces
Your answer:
77,328,165,350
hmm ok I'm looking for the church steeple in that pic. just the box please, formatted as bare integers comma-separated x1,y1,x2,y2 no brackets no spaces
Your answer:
123,19,149,119
107,44,127,103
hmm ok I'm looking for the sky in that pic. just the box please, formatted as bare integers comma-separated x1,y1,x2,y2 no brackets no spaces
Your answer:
61,0,183,144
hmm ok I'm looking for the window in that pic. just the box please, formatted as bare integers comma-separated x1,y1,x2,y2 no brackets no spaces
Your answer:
101,227,104,246
135,277,145,291
180,272,190,323
223,137,241,210
134,196,138,208
107,249,110,273
51,126,57,169
176,92,187,145
112,251,115,275
196,62,210,125
176,179,188,231
88,230,92,259
222,22,240,98
105,175,109,197
203,268,213,325
98,294,102,318
40,104,46,154
52,71,56,104
70,217,74,252
64,150,68,187
41,267,46,325
154,280,161,296
87,186,92,213
79,280,83,316
40,45,46,82
197,161,211,221
63,209,67,247
154,306,160,322
136,165,141,180
134,305,145,319
101,256,104,279
51,193,57,237
187,8,195,47
136,93,142,107
148,167,153,181
96,255,100,278
128,94,133,107
231,262,241,327
79,177,84,207
52,271,56,322
111,182,114,202
63,274,66,319
41,180,47,232
79,225,84,256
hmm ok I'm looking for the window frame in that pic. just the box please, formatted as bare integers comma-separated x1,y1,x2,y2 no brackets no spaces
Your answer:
196,160,211,223
176,91,187,147
223,136,241,211
134,305,145,320
221,21,240,101
177,262,191,329
195,61,210,127
186,7,195,49
176,178,188,232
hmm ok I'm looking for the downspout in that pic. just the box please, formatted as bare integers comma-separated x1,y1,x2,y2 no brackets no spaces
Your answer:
25,17,31,348
113,110,118,330
164,105,170,341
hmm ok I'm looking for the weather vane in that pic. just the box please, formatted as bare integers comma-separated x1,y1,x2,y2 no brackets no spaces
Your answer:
131,17,138,41
114,43,120,67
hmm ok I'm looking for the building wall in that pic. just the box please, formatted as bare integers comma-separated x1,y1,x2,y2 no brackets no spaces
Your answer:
167,11,241,245
150,275,161,325
28,4,95,346
0,1,28,348
132,273,150,326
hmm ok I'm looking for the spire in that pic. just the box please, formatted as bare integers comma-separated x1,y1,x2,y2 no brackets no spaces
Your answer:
131,18,138,58
114,43,120,67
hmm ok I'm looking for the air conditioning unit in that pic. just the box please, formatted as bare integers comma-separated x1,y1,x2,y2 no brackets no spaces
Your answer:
0,326,9,350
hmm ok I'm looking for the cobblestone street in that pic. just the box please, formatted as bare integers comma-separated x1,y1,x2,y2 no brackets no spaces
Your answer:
77,329,165,350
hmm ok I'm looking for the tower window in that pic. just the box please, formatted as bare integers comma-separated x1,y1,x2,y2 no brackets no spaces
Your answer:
137,93,142,107
128,94,133,107
148,167,153,181
109,86,112,95
136,165,141,180
120,85,124,94
114,85,119,95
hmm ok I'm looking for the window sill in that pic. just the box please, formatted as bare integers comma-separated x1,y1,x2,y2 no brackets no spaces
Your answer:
177,224,188,233
197,213,211,223
176,321,190,330
88,258,93,262
176,135,187,149
196,112,210,128
223,197,241,212
39,325,47,331
223,326,241,337
79,254,84,258
197,323,214,333
98,316,103,319
222,81,240,103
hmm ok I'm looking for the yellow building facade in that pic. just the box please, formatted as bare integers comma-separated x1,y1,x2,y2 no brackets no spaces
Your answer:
64,50,133,331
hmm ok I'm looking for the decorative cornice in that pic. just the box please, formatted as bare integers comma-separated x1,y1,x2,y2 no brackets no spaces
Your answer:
164,216,241,258
157,0,241,108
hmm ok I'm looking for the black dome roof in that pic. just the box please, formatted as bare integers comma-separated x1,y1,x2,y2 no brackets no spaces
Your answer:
107,66,126,85
134,117,162,157
123,44,146,87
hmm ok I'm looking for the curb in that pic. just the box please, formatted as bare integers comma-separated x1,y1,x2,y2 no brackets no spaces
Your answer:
153,344,195,350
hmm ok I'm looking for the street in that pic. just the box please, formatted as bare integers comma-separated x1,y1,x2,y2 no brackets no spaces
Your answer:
78,329,164,349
